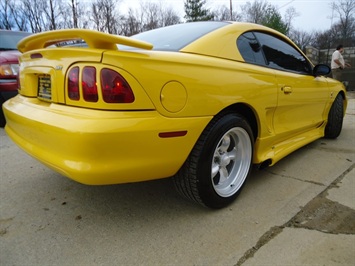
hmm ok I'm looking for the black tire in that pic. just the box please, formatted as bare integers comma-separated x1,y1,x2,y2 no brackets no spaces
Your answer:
0,96,6,128
324,94,344,139
173,113,254,209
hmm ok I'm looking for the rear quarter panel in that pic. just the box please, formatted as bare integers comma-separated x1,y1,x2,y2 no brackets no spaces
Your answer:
103,50,279,141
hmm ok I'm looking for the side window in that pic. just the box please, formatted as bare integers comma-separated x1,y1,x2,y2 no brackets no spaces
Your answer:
237,32,266,66
254,32,312,74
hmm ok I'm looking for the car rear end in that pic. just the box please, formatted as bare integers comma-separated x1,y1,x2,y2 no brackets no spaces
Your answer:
0,50,20,95
3,30,209,185
0,30,31,126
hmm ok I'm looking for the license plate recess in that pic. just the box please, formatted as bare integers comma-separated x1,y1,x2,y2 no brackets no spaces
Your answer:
38,75,51,100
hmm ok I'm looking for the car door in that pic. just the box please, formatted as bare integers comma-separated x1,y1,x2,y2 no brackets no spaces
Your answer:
254,32,329,137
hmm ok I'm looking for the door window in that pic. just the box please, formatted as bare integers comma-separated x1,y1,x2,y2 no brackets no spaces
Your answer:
237,32,266,66
253,32,312,74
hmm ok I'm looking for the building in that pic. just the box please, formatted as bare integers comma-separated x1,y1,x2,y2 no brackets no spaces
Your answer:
306,46,355,91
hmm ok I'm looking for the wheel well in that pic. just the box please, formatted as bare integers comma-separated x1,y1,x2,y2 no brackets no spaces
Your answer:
220,103,258,141
338,91,346,114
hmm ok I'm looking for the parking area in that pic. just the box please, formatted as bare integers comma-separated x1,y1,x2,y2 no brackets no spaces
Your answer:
1,94,354,265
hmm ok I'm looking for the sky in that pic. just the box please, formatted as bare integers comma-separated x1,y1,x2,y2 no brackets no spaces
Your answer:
120,0,336,32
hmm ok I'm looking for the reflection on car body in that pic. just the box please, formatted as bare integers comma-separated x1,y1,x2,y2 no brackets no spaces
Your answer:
3,22,347,208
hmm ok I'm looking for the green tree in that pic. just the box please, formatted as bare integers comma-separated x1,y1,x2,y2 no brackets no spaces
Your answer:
242,0,289,34
184,0,213,22
262,6,288,35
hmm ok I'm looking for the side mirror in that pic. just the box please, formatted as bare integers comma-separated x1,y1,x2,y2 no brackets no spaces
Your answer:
313,64,331,76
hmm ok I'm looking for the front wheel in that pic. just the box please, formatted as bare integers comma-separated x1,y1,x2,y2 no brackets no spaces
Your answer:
324,94,344,139
173,113,254,209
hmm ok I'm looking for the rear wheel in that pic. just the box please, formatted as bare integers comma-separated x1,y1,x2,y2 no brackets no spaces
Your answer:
325,94,344,139
173,113,253,209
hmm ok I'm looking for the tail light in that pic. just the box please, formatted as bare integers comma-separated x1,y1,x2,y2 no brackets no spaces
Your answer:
67,67,134,104
101,68,134,103
68,67,80,100
82,67,98,102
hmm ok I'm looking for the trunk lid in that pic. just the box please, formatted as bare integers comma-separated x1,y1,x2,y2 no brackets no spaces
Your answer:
17,29,155,110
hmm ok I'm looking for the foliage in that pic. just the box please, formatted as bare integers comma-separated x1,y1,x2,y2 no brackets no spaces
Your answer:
120,2,181,36
288,29,315,51
0,0,354,50
211,5,241,21
261,6,288,35
293,0,355,50
241,0,289,35
330,0,355,46
241,0,269,24
184,0,213,22
91,0,122,34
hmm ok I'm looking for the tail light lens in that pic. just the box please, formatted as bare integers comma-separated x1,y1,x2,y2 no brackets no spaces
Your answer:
68,67,80,100
67,67,134,104
101,68,134,103
82,67,98,102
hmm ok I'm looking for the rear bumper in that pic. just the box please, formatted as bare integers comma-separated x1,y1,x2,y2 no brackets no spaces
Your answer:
0,78,18,92
3,95,210,184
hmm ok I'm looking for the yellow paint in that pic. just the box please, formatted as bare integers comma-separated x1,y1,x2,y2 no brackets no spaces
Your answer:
4,24,347,185
17,29,153,53
160,81,187,113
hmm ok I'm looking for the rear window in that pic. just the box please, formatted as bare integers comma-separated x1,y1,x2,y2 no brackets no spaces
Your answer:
0,31,31,50
124,21,229,51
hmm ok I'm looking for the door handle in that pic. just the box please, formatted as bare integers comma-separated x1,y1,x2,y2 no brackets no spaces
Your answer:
282,86,293,94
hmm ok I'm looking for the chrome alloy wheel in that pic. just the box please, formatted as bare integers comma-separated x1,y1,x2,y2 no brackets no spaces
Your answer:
211,127,252,197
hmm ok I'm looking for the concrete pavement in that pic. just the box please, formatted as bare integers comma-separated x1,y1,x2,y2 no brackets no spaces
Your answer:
0,93,354,265
242,92,355,265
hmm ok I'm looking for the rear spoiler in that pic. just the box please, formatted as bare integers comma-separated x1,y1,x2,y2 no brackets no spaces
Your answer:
17,29,153,53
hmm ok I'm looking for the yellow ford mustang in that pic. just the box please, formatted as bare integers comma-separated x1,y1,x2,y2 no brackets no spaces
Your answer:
3,21,347,208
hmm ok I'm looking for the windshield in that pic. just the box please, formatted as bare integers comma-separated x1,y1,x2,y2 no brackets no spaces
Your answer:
0,31,31,51
122,21,230,51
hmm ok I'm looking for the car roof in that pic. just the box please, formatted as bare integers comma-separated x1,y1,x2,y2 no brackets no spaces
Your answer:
129,21,294,61
180,22,292,61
